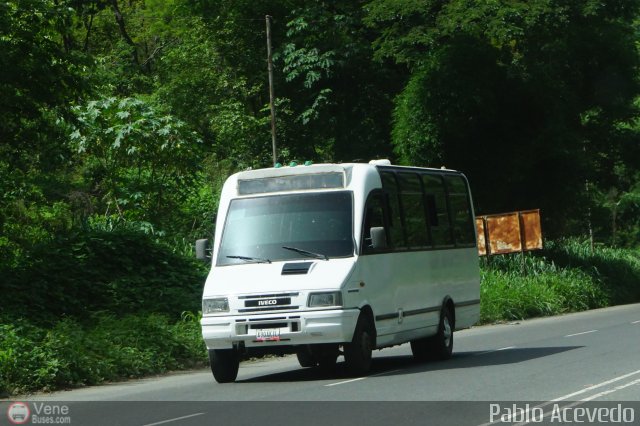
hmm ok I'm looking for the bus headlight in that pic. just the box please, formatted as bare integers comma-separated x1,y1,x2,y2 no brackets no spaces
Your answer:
203,297,229,314
308,292,342,308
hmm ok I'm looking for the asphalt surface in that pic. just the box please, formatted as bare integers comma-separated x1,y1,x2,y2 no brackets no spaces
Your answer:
4,304,640,425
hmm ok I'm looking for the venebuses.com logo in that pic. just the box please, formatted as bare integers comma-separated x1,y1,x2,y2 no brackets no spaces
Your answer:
6,402,30,425
6,401,72,424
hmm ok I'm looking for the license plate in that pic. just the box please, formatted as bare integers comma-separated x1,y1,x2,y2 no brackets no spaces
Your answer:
256,328,281,341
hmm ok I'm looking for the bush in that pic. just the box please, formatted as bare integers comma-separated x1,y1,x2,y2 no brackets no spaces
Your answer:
479,238,640,324
0,226,209,397
480,264,608,323
0,228,208,323
0,313,207,397
544,239,640,304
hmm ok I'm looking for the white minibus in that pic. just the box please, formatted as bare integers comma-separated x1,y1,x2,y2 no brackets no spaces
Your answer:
197,160,480,383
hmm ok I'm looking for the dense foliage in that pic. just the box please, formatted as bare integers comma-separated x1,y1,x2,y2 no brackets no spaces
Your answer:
365,0,640,238
1,0,640,395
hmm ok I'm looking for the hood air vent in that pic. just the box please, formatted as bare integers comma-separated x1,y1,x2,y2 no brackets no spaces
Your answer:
282,262,313,275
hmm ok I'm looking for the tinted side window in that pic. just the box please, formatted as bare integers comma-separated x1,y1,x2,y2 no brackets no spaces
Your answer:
445,175,475,246
422,174,453,247
380,172,406,249
398,173,429,248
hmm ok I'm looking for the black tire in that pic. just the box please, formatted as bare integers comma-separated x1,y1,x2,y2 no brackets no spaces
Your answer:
431,307,454,361
344,315,375,375
410,336,430,362
209,349,240,383
296,346,317,368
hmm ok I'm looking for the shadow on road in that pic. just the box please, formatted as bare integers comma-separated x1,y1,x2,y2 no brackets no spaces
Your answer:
237,345,583,383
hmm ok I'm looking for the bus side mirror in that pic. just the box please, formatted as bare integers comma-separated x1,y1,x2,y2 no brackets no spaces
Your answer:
195,239,211,262
370,227,387,249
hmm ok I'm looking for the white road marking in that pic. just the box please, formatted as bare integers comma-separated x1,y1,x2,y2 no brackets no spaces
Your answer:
550,368,640,401
564,330,597,337
142,412,205,426
580,377,640,401
478,369,640,426
476,346,516,356
324,369,402,387
512,377,640,426
324,377,367,387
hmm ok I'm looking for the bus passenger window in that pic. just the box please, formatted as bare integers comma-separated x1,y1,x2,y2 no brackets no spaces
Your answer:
422,174,453,247
425,194,438,226
398,173,429,248
445,175,475,246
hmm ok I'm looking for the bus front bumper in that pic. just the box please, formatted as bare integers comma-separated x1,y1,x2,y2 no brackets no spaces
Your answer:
201,308,360,350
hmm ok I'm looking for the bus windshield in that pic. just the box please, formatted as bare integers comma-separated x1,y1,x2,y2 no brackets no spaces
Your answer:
217,191,354,265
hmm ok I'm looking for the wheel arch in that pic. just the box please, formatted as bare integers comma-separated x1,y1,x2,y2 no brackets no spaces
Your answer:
358,305,376,344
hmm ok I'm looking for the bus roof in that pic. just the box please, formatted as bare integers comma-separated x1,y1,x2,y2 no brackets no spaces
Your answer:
226,161,464,197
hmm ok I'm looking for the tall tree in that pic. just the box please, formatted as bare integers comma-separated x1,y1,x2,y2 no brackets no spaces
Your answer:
0,0,87,263
179,0,402,165
366,0,640,237
276,2,404,162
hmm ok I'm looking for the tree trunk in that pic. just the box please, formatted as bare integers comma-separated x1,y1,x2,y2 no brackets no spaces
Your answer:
110,0,139,66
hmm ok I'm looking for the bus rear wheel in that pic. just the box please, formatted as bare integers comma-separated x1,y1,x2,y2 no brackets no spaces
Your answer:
209,349,240,383
411,306,454,361
431,307,454,360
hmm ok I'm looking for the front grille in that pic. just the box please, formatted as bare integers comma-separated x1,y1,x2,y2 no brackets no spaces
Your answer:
244,297,291,308
238,292,300,313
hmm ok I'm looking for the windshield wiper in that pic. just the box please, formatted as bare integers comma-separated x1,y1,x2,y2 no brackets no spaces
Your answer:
282,246,329,261
226,255,271,264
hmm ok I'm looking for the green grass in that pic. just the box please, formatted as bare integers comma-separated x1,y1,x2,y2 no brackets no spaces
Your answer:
480,239,640,324
0,312,207,397
544,239,640,304
480,258,608,323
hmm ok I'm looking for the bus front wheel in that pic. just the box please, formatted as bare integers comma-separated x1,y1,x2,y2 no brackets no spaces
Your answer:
296,346,317,368
344,315,374,375
209,349,240,383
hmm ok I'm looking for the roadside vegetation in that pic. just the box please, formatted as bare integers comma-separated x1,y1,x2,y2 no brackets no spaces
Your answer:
0,312,205,397
480,239,640,323
0,228,208,397
2,237,639,397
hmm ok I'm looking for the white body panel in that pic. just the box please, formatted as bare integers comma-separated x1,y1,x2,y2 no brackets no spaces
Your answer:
201,162,480,353
354,248,480,348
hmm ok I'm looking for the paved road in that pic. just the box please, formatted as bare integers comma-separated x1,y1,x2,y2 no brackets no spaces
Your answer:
4,304,640,425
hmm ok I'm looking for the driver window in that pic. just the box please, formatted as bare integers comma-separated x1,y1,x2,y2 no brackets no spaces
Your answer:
362,193,386,254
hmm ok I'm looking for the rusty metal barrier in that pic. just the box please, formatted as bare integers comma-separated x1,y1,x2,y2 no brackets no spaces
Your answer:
476,209,542,256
